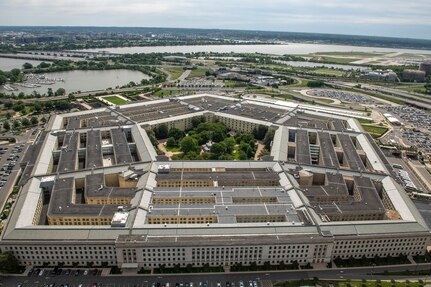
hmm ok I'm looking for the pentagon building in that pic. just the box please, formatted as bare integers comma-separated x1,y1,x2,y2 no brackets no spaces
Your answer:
1,94,429,269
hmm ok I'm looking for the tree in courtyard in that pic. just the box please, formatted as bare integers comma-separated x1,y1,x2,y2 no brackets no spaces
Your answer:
210,142,227,158
166,137,177,148
167,128,184,141
180,136,199,154
155,124,168,139
252,125,268,140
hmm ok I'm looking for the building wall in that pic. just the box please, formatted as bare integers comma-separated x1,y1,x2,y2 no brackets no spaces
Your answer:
2,233,429,267
32,193,44,225
47,215,112,225
332,235,429,259
2,243,117,267
147,215,218,225
85,197,131,205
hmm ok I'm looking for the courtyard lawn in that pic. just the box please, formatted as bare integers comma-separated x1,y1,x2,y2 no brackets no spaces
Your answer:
103,95,129,105
362,124,389,138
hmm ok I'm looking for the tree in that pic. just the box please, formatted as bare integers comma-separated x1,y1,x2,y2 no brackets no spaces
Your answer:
191,116,206,128
155,124,168,139
180,136,199,154
38,62,51,69
168,128,184,141
21,117,30,127
166,137,177,148
4,102,13,109
55,88,66,96
13,120,21,130
54,100,71,110
263,129,275,149
22,62,33,69
238,150,248,160
223,137,236,154
30,116,38,125
307,80,325,88
0,252,21,273
47,88,54,97
12,102,25,112
0,74,7,85
3,122,10,131
253,125,268,140
211,142,227,158
33,103,43,113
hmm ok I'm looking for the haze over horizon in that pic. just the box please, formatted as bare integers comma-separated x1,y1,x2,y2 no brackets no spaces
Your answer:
0,0,430,40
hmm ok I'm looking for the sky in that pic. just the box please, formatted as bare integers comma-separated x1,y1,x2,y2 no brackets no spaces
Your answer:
0,0,430,40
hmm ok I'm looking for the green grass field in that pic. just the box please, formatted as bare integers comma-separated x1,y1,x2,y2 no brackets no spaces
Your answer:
224,80,249,88
362,124,388,138
166,67,185,80
102,96,128,105
186,68,211,79
357,118,374,124
313,68,345,76
153,89,183,97
311,56,358,64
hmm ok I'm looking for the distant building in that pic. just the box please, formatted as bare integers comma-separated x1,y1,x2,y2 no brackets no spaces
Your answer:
362,70,399,82
402,69,426,82
216,72,249,82
163,56,188,62
383,113,402,126
419,61,431,77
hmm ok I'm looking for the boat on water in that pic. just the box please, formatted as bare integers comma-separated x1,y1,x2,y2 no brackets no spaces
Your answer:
2,84,17,91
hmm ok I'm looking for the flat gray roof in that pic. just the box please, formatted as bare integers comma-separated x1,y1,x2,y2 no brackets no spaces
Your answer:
86,130,103,168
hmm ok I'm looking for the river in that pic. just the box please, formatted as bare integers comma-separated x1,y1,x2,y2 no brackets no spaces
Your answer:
76,43,431,55
0,69,150,95
0,58,43,71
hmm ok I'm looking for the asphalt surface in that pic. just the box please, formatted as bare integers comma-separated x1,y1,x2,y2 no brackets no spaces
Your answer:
3,263,431,287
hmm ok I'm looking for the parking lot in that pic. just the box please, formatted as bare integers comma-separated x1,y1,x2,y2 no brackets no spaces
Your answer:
401,129,431,154
386,106,431,130
307,89,376,104
4,271,269,287
0,142,26,213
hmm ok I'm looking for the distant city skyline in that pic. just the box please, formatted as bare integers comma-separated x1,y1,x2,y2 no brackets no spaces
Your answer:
0,0,430,40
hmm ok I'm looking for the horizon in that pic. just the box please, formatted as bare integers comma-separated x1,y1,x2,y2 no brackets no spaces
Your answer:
1,25,431,43
0,0,430,40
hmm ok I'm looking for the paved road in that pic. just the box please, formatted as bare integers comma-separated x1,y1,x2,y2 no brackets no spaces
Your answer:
4,263,431,287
